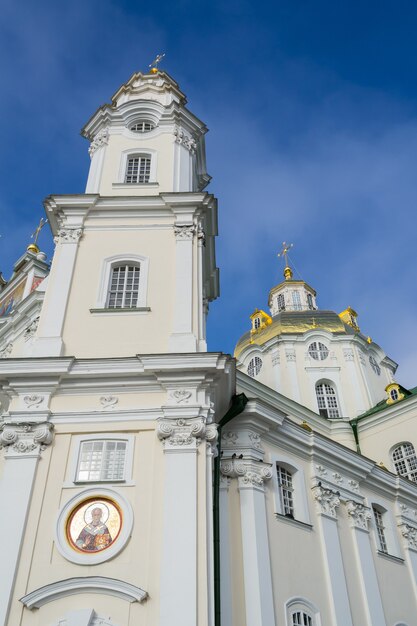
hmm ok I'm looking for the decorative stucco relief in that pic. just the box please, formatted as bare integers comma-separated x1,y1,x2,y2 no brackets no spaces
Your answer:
54,228,83,244
399,523,417,551
24,317,39,341
157,417,217,450
0,343,13,358
173,126,197,154
174,224,196,241
100,395,118,410
221,458,273,491
312,485,340,519
0,422,54,456
346,500,372,531
88,128,109,157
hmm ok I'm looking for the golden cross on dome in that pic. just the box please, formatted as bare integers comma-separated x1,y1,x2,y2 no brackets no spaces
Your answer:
149,53,165,73
31,218,48,245
27,217,48,253
277,242,294,280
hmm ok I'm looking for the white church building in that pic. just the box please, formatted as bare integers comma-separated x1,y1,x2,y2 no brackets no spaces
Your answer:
1,68,417,626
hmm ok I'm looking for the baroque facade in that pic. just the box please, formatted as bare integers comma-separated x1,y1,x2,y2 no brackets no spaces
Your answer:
0,69,417,626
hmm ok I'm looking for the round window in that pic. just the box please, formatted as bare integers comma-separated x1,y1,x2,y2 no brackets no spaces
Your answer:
130,121,154,133
308,342,329,361
247,356,263,377
369,356,381,375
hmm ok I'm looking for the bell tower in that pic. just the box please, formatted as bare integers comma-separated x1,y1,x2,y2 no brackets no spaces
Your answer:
32,69,218,357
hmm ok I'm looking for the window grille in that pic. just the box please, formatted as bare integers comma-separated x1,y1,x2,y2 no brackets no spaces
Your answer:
277,465,294,517
125,156,151,183
277,293,286,311
372,506,388,553
292,291,302,311
77,440,127,481
107,264,140,308
392,443,417,482
316,382,340,418
307,293,314,310
369,355,381,375
130,121,154,133
254,317,261,330
291,612,313,626
308,341,329,361
247,356,263,378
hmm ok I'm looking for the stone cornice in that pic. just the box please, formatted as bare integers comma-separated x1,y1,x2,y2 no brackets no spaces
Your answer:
0,421,53,457
220,458,273,492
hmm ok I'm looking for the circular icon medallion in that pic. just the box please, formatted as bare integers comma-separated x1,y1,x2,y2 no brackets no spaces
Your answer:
66,497,122,553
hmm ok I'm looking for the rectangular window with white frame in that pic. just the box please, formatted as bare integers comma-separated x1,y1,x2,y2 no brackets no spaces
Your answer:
76,439,128,482
277,465,295,518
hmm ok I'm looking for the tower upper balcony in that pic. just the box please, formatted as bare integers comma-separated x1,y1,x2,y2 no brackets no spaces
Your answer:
82,69,210,196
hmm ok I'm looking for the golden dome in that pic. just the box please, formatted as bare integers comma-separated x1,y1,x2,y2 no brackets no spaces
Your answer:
234,310,353,359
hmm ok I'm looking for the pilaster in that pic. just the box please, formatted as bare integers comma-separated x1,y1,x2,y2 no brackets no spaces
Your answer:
221,457,275,626
0,421,53,626
345,500,386,626
311,485,353,626
398,511,417,607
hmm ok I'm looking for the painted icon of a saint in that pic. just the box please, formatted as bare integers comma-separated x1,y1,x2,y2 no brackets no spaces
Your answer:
75,504,113,551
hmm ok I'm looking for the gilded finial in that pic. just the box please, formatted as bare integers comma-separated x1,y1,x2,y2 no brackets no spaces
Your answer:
149,53,165,74
27,218,48,254
367,336,372,344
278,241,294,280
300,420,312,432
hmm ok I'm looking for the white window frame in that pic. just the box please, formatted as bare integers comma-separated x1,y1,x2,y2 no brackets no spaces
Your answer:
315,380,341,418
271,455,311,525
370,499,402,558
286,597,321,626
117,148,157,185
76,439,128,483
106,263,141,309
391,442,417,482
65,434,135,487
95,253,149,311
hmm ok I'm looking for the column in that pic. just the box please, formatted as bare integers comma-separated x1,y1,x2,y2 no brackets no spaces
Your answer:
0,422,54,626
311,486,353,626
157,416,217,626
33,226,84,357
345,501,386,626
221,458,275,626
168,224,197,352
219,474,232,626
85,129,109,193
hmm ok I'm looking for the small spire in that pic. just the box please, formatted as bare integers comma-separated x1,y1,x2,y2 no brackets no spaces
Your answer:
27,218,48,254
148,53,165,74
278,241,293,280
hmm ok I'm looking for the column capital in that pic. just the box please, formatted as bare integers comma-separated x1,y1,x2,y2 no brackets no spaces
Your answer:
312,485,340,519
173,224,196,241
346,500,371,531
0,422,54,458
157,417,217,451
398,522,417,551
220,458,272,492
54,227,83,244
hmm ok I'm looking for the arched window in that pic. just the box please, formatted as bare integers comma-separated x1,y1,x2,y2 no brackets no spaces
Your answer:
392,443,417,482
247,356,263,378
369,355,381,375
307,293,314,310
308,342,329,361
315,382,340,418
277,465,294,518
254,316,261,329
125,155,151,183
286,599,320,626
292,291,302,311
107,264,140,308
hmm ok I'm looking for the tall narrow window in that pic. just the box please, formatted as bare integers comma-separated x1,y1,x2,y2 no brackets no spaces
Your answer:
372,506,388,553
107,264,140,308
254,316,261,329
76,440,127,482
292,291,302,311
277,293,286,311
307,293,314,310
316,382,340,418
125,155,151,183
291,612,313,626
277,465,294,518
392,443,417,482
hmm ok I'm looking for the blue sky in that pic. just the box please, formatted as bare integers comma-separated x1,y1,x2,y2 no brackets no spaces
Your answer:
1,0,417,386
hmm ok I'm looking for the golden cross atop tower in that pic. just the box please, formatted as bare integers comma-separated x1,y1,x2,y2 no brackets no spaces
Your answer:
149,53,165,74
27,218,48,254
278,241,294,280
